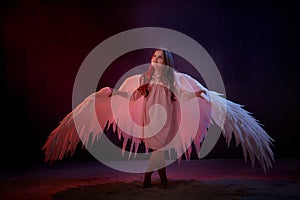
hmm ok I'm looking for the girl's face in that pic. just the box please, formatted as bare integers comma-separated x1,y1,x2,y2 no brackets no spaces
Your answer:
151,50,166,68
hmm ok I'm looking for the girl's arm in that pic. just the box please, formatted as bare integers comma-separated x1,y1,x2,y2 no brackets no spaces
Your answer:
109,88,129,99
181,89,207,101
109,83,149,101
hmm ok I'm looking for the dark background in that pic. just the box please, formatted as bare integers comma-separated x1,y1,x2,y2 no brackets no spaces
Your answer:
1,0,299,171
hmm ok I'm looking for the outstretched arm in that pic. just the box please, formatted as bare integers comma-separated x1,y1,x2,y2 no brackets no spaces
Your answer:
109,88,129,98
109,83,149,101
175,72,274,172
42,75,144,163
181,89,208,101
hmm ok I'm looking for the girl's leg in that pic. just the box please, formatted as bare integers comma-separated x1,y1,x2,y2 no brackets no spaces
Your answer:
143,171,153,188
158,166,168,188
143,150,166,188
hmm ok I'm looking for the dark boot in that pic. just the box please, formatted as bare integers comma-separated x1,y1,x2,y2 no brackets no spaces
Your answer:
143,171,153,188
158,167,168,188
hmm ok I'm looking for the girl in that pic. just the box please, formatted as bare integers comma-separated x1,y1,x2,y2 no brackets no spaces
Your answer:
43,48,274,189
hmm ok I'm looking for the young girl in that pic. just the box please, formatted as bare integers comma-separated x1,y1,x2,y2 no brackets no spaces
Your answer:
43,48,274,189
110,48,210,188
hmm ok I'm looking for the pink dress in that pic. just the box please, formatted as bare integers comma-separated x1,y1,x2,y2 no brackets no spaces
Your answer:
117,73,211,158
142,82,180,150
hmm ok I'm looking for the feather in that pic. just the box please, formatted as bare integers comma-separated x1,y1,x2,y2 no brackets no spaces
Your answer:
42,75,143,163
209,90,274,172
42,87,115,163
174,72,211,160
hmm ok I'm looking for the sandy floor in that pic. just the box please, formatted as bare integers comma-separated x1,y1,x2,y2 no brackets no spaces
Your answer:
1,159,299,200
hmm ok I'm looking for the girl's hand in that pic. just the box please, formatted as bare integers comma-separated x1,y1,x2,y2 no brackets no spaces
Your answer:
196,90,207,98
108,88,119,97
108,88,114,97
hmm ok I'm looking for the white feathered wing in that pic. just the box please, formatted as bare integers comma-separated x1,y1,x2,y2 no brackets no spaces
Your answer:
43,72,274,172
208,90,274,172
42,75,143,163
42,87,115,163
